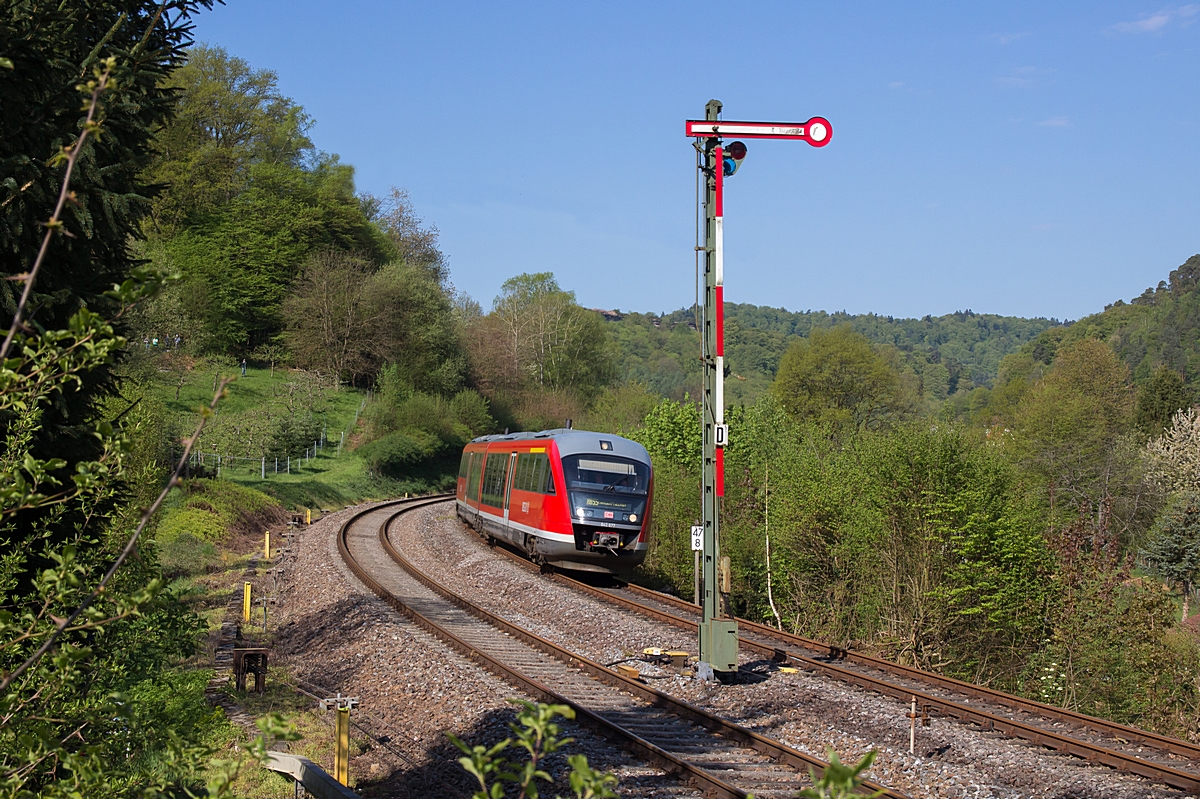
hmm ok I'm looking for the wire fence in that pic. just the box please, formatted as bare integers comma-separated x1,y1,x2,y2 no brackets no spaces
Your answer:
181,397,370,480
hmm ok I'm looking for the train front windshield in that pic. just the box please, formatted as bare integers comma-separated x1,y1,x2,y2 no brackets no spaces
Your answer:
561,454,650,525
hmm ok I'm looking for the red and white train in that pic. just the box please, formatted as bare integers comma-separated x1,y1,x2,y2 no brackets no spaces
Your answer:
455,428,653,573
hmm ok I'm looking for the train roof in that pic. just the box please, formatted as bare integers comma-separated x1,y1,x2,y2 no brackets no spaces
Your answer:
469,428,650,463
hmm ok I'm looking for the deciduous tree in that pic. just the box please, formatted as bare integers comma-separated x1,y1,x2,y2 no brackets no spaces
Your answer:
770,326,908,429
142,46,391,353
284,251,466,388
1013,338,1140,538
1145,406,1200,495
489,272,614,397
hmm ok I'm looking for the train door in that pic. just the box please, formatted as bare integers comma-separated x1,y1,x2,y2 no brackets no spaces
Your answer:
502,452,518,539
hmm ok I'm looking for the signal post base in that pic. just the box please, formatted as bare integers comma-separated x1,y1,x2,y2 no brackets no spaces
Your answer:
699,618,739,675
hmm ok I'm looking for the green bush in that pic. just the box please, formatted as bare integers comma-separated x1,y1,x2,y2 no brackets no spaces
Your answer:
269,412,324,458
359,429,446,474
358,376,496,480
157,506,226,544
449,389,495,437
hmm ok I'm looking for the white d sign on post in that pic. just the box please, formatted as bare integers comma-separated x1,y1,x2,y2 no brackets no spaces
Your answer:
691,525,704,551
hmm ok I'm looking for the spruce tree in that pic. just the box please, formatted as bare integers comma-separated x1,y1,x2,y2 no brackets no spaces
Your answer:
1,1,211,496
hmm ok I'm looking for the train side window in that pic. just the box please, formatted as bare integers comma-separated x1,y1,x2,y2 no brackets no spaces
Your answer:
533,452,555,495
458,451,470,479
508,452,556,495
466,452,484,501
532,455,546,494
481,453,509,507
515,454,529,492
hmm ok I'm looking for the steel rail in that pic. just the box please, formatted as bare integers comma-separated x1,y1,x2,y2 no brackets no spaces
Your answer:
339,498,749,799
627,582,1200,762
376,504,906,799
338,497,909,799
481,540,1200,793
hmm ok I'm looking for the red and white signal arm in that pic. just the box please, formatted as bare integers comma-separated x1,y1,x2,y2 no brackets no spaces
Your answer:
685,117,832,147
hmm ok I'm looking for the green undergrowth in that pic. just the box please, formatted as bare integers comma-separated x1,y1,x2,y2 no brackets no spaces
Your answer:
218,669,366,797
123,668,239,782
158,479,282,543
156,479,285,577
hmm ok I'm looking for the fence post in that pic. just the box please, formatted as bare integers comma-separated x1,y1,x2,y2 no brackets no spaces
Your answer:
243,582,251,623
287,456,290,474
261,456,265,479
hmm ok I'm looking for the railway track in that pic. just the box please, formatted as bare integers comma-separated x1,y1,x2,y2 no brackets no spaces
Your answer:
476,519,1200,794
338,496,909,799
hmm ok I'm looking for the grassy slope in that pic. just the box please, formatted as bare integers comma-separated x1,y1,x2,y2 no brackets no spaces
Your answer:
151,361,414,509
163,362,365,442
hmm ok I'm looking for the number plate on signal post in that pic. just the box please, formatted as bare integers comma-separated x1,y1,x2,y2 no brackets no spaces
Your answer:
691,525,704,551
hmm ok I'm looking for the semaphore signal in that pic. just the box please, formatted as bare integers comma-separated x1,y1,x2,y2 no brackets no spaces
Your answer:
687,100,832,678
685,116,833,145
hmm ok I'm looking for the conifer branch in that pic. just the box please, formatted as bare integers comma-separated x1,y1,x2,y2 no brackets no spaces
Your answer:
0,62,113,361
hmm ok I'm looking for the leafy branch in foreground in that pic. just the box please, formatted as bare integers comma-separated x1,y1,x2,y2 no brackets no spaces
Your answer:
797,749,883,799
0,375,232,694
448,699,618,799
2,10,269,790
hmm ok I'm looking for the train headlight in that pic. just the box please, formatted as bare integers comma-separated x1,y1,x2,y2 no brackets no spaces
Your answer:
629,514,637,523
576,507,585,517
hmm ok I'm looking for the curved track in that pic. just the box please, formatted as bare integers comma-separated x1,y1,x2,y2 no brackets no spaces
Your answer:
480,524,1200,793
338,497,909,799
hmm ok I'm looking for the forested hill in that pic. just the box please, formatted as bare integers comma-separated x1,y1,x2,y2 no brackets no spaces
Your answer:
1031,255,1200,389
605,303,1060,404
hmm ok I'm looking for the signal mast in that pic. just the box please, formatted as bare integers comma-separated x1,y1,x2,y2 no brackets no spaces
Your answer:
685,100,832,677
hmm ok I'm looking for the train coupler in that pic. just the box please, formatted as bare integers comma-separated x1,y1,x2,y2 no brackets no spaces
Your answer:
592,532,621,548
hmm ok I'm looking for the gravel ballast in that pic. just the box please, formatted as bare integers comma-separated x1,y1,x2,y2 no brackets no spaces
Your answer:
391,501,1187,799
271,502,698,798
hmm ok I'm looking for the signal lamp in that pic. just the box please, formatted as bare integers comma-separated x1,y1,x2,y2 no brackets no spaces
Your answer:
723,140,748,176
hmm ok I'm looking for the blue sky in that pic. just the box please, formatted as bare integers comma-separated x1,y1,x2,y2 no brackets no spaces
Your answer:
194,2,1199,321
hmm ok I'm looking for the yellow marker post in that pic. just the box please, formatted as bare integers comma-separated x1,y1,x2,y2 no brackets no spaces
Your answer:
242,582,251,623
335,706,350,785
264,530,270,560
305,508,311,525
